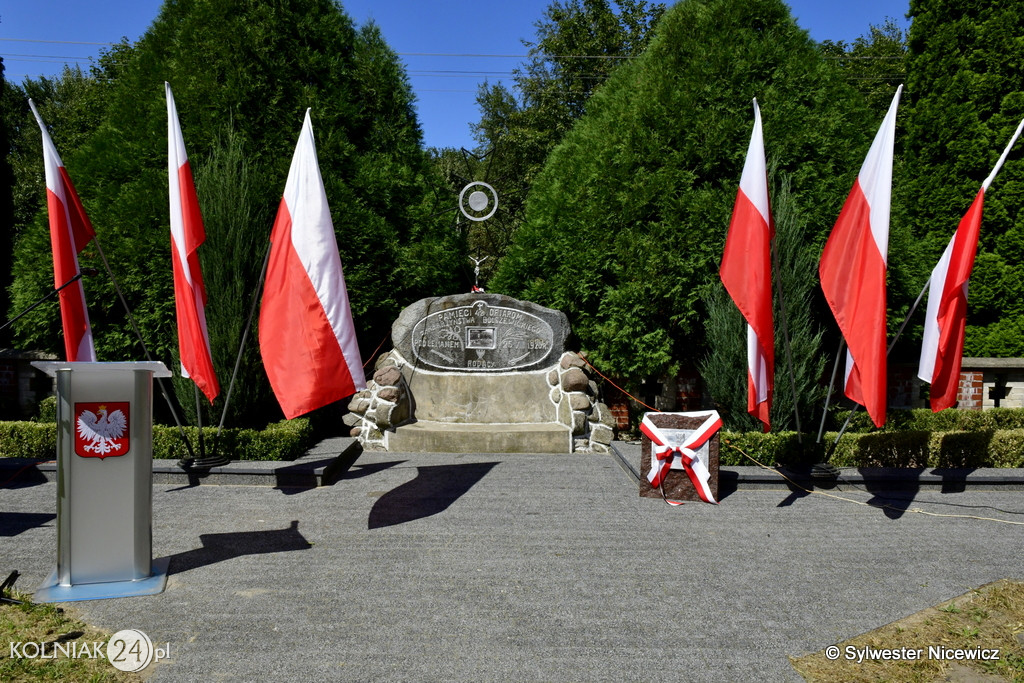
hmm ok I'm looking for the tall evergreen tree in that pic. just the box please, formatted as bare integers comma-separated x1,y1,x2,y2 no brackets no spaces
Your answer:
466,0,665,276
903,0,1024,357
8,0,461,425
492,0,873,391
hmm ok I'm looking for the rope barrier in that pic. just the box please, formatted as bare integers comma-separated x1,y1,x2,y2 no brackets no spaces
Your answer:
577,352,659,413
724,440,1024,526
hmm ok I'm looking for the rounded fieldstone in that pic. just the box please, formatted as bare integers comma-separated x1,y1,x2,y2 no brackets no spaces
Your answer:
374,404,393,428
547,368,559,386
560,352,586,370
590,442,610,454
377,387,401,403
569,392,592,411
347,397,370,414
549,386,562,404
573,438,590,452
560,367,589,392
373,366,402,387
572,410,588,436
590,424,614,445
592,402,616,427
374,352,396,371
588,380,599,396
349,426,362,438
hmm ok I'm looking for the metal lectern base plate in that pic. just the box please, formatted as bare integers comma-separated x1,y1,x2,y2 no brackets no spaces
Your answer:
34,557,170,603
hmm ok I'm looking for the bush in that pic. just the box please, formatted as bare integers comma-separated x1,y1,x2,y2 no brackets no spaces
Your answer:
0,422,57,459
719,426,1024,468
153,418,316,461
842,407,1024,433
0,418,315,462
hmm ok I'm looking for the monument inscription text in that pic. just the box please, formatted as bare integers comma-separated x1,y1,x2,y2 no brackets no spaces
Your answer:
411,300,554,372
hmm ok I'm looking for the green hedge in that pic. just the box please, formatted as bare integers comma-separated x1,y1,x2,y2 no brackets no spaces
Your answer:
0,417,315,462
842,407,1024,433
0,422,57,459
720,428,1024,468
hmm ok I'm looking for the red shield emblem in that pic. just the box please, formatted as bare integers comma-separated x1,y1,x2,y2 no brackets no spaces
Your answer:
74,402,130,459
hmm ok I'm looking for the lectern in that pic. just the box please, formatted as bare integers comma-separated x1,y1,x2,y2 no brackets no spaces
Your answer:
31,361,171,602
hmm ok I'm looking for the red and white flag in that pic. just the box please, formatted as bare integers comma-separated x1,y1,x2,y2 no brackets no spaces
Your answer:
720,99,774,432
918,119,1024,411
259,110,366,419
28,100,97,362
167,83,219,403
819,86,902,428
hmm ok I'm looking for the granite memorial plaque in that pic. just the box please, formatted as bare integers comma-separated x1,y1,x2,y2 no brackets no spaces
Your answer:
392,293,570,372
639,413,720,502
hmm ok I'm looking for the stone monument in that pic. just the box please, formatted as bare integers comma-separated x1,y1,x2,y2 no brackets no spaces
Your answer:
344,293,616,453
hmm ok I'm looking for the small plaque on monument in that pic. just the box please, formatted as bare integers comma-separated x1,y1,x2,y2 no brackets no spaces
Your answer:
393,293,569,373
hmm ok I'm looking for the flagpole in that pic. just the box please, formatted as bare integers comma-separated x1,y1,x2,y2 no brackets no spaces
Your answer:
90,237,198,463
216,241,272,437
824,279,930,459
770,237,802,442
816,338,845,444
0,272,87,334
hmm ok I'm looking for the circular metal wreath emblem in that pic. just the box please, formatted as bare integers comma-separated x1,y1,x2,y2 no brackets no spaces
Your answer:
458,181,499,222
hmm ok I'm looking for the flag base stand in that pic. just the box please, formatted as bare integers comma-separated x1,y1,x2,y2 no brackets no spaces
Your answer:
178,454,231,471
810,462,840,488
35,558,169,603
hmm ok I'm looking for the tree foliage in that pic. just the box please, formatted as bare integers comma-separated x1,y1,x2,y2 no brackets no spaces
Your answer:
903,0,1024,356
492,0,874,390
7,0,462,425
465,0,665,274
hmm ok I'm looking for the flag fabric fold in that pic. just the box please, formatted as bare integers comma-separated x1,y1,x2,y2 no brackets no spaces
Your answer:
28,100,97,363
918,118,1024,412
259,109,366,419
167,83,220,403
819,86,902,428
720,98,774,432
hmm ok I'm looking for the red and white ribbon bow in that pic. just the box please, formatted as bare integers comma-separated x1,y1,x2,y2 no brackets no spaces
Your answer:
640,411,722,505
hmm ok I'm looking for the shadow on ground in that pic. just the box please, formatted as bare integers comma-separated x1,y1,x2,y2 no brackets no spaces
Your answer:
368,462,499,529
162,520,311,575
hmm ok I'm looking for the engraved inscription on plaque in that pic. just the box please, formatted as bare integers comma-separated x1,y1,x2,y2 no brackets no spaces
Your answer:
411,300,554,371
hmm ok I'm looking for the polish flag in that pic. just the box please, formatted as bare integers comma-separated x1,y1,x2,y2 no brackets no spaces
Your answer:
167,83,220,403
259,110,366,419
819,86,902,428
720,99,774,432
918,119,1024,411
28,100,97,362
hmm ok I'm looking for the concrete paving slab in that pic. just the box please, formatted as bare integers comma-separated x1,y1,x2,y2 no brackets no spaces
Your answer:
2,448,1023,681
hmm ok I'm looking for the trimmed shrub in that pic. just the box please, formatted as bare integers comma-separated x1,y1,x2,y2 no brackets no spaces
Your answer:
152,418,315,462
0,422,57,459
720,427,1024,468
1,418,314,462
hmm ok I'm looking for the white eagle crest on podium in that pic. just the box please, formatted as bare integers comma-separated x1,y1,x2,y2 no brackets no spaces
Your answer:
76,404,128,456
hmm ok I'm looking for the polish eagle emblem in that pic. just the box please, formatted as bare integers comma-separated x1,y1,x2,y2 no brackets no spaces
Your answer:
75,402,130,458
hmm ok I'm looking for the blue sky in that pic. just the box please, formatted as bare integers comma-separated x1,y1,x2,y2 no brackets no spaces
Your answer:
2,0,910,150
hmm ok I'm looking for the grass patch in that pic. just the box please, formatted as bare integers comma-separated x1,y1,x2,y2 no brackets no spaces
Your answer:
791,580,1024,682
0,590,142,681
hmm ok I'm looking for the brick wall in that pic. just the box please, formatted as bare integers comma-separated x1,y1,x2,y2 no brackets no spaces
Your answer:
957,371,984,410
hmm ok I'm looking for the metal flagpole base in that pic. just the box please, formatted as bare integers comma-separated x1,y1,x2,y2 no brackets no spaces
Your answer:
178,454,231,471
34,557,169,603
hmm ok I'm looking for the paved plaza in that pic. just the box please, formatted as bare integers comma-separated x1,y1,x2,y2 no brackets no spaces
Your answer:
2,442,1023,681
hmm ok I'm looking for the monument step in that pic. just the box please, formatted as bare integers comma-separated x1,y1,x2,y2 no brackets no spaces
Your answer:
386,421,572,454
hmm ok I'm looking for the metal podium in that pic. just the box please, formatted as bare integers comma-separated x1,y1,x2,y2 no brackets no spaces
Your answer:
31,361,172,602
